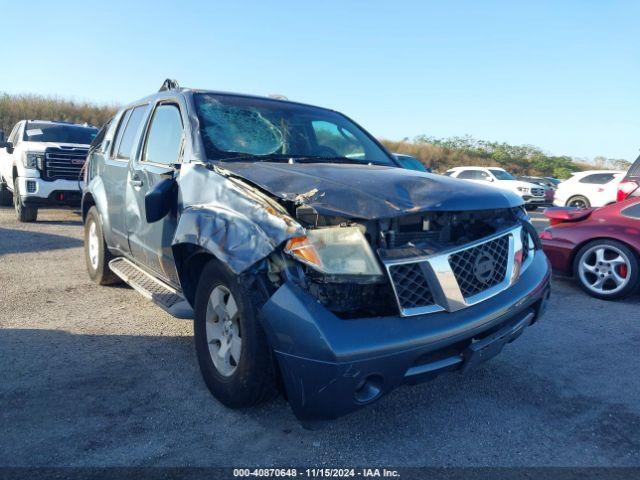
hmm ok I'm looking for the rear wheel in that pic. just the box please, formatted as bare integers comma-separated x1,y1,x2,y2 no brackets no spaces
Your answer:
573,239,639,299
13,179,37,222
566,195,590,209
194,260,278,408
84,206,119,285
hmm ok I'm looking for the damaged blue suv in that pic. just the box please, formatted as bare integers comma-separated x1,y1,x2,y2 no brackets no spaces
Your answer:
82,80,550,421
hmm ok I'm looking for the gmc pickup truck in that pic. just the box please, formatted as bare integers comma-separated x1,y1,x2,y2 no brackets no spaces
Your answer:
82,80,551,421
0,120,98,222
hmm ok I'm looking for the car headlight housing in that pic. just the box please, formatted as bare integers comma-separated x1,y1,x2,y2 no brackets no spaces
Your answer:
23,152,45,170
284,226,383,276
516,186,530,193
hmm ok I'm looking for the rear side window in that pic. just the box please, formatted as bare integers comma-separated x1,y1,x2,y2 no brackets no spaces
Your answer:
116,105,148,160
457,169,489,180
142,104,183,166
579,173,615,184
628,156,640,176
621,202,640,219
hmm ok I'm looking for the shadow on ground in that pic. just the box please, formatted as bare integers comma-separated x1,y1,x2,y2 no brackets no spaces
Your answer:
0,226,83,256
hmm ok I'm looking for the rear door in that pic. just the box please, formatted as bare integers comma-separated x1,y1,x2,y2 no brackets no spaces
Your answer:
125,100,184,284
101,105,150,253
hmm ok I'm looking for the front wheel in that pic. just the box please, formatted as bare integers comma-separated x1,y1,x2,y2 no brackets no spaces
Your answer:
84,206,119,285
524,205,538,211
573,239,639,299
14,179,37,222
194,260,278,409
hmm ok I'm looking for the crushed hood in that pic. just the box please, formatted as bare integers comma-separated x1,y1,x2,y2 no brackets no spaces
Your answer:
217,162,523,219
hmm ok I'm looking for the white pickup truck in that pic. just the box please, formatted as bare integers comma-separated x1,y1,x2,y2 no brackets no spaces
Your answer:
0,120,98,221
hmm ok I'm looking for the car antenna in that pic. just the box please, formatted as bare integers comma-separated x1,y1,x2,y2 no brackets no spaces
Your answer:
159,79,180,92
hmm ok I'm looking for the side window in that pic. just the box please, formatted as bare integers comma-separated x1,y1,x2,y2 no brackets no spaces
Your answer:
8,123,20,145
116,106,148,160
621,202,640,219
478,170,491,181
457,169,479,180
579,173,614,185
142,104,183,166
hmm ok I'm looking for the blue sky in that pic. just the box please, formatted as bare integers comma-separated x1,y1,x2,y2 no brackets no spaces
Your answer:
1,0,638,161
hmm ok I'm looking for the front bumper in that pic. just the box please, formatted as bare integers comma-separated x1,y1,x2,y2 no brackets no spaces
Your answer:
261,250,551,421
17,177,82,207
522,195,550,206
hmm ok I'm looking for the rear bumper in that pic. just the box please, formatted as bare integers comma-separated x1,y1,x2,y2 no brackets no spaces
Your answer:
261,250,551,421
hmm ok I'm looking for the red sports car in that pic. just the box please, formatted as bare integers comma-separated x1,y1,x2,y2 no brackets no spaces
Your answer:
540,198,640,299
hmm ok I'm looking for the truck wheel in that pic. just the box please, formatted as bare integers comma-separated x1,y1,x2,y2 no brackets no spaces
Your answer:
566,195,590,209
194,260,278,408
13,179,37,222
84,206,119,285
573,239,639,300
0,178,12,206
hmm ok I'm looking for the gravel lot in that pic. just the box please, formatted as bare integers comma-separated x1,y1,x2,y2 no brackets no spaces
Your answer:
0,206,639,467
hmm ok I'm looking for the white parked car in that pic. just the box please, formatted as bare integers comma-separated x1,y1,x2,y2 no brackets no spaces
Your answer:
444,166,547,210
553,170,625,209
0,120,98,222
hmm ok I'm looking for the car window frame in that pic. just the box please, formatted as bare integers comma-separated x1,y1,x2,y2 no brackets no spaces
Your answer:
139,100,185,168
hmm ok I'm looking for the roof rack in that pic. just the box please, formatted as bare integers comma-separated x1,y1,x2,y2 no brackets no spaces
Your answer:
159,79,180,92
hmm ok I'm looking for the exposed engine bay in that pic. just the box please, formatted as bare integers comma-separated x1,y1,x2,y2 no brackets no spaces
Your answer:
267,204,528,318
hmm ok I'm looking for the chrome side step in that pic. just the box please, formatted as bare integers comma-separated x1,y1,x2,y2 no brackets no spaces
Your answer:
108,257,194,319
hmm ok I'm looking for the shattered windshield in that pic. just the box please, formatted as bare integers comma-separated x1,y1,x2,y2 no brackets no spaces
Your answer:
194,93,394,165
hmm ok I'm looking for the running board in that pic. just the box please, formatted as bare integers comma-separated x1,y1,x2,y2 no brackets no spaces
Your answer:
108,257,194,319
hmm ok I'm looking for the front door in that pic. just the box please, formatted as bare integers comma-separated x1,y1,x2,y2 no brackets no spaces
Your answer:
125,102,184,284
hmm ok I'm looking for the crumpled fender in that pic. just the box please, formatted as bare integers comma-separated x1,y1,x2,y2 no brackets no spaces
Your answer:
172,163,305,274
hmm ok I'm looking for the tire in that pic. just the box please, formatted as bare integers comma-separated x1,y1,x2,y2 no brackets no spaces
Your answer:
13,179,37,222
194,260,278,409
566,195,590,209
573,239,639,300
84,206,120,285
0,178,12,206
524,205,538,211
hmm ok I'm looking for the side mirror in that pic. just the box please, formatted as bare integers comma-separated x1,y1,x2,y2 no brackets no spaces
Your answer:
145,177,177,223
5,142,14,154
487,177,494,182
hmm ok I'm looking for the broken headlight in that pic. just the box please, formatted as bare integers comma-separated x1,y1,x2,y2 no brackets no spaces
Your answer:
284,226,383,276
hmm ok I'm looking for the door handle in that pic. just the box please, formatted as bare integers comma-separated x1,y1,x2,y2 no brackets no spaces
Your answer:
129,178,143,188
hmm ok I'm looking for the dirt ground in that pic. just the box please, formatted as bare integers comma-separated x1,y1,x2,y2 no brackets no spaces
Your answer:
0,207,639,467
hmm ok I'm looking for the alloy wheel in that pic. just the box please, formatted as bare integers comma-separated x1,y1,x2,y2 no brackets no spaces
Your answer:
578,244,631,296
205,285,242,377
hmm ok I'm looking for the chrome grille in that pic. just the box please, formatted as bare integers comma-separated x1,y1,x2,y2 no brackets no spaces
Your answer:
388,263,434,310
531,187,545,197
43,147,88,181
448,235,510,299
382,227,521,317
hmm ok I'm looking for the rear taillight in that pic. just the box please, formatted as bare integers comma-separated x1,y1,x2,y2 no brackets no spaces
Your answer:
617,180,639,202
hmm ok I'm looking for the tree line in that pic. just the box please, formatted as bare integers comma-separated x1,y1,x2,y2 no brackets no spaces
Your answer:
381,135,631,178
0,92,629,179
